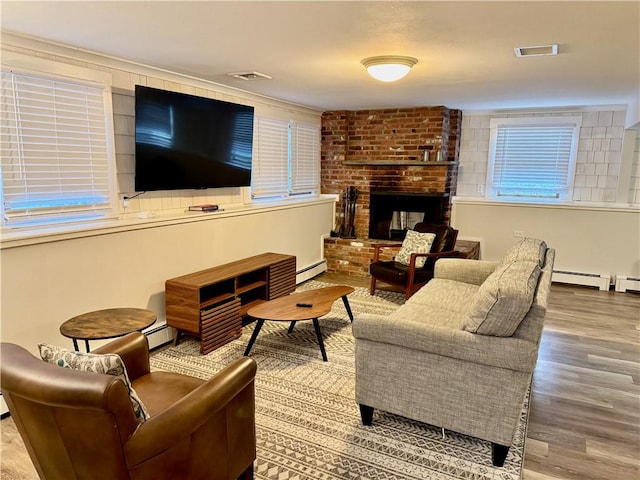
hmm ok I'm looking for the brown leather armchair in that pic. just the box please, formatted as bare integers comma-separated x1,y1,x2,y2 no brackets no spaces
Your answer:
0,332,257,480
369,223,460,300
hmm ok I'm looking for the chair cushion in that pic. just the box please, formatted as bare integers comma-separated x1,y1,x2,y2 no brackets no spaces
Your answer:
38,343,150,421
395,230,436,268
463,260,540,336
499,238,547,268
370,260,435,285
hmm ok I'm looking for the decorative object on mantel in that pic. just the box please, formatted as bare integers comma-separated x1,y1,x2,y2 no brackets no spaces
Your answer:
331,186,359,238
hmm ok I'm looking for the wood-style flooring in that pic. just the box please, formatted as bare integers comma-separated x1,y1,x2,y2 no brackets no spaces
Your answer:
1,272,639,480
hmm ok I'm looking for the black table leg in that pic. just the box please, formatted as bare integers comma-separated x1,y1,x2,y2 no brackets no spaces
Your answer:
244,319,265,357
288,321,296,333
312,318,328,362
84,339,91,352
72,338,79,352
342,295,354,322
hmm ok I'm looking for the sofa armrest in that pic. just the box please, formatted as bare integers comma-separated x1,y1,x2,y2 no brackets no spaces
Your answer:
93,332,150,380
434,258,498,285
353,313,538,372
124,356,257,467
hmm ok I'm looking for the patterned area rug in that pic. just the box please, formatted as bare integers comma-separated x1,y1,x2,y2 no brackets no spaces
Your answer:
150,281,528,480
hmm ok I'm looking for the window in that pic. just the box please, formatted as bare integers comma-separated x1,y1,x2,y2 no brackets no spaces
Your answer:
251,116,289,198
486,116,582,201
1,68,117,227
251,116,320,199
290,123,320,195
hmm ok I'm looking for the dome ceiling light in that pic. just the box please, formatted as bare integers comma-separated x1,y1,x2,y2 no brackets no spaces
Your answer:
361,55,418,82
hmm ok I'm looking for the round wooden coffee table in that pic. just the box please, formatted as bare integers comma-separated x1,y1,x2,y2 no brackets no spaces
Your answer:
60,308,156,352
244,285,354,361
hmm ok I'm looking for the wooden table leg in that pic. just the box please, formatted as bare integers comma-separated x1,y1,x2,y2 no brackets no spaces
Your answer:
312,318,328,362
244,319,265,357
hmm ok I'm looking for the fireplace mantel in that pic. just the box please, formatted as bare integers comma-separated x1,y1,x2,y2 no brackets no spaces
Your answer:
343,160,458,166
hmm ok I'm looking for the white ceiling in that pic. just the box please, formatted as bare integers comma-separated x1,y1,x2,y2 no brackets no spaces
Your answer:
1,1,639,112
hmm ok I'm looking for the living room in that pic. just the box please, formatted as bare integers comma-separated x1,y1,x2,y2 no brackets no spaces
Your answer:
1,2,638,479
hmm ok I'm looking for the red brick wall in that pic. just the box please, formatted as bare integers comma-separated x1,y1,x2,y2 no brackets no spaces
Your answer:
321,106,461,240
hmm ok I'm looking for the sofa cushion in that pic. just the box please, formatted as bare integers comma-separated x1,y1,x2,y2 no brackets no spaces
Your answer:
38,343,150,421
395,230,436,268
499,238,547,268
409,278,479,314
464,260,541,336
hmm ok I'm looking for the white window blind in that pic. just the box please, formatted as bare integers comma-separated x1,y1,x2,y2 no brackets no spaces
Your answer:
251,116,289,198
290,122,319,195
1,70,115,226
487,117,581,200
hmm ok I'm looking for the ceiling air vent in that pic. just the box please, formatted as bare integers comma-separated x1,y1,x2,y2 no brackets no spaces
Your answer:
514,44,559,57
227,71,272,81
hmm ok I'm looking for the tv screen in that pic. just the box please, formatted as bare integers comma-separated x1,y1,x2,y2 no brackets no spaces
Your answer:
134,85,254,191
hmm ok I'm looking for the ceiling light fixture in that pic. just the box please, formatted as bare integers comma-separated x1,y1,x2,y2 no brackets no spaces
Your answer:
361,55,418,82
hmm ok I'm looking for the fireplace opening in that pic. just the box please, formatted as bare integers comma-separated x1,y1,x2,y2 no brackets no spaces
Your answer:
369,191,449,240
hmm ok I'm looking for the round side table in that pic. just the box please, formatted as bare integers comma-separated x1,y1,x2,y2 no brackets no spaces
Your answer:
59,308,156,352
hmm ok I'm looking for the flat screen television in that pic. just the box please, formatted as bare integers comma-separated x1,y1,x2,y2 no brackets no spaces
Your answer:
134,85,254,191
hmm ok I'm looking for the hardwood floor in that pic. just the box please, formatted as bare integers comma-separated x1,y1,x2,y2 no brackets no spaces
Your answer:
2,273,639,479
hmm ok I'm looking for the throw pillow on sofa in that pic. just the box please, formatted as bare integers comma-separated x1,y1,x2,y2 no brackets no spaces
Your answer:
38,343,150,421
499,238,547,268
464,260,541,336
395,230,436,268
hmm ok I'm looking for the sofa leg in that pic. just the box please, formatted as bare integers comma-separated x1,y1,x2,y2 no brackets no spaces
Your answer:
359,404,374,425
237,463,254,480
369,277,377,296
491,443,510,467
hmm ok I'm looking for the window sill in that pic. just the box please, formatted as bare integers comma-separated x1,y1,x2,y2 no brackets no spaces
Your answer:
452,196,640,213
0,195,337,250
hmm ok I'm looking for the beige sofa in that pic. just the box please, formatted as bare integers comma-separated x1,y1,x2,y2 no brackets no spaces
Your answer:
353,238,555,467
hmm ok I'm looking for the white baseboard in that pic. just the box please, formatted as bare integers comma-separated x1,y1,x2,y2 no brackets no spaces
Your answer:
615,276,640,293
144,322,174,350
552,270,611,291
1,394,8,417
296,260,327,284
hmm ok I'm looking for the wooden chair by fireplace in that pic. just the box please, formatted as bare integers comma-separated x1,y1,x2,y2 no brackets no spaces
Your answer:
369,223,460,300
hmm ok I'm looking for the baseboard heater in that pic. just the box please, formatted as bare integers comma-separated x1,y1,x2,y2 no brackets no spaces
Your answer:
552,270,611,291
296,259,327,284
615,276,640,293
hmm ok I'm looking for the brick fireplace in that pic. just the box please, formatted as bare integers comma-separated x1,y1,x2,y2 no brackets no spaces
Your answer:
321,106,463,276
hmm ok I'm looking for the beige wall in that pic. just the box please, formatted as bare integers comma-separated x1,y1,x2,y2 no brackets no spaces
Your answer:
452,200,640,280
0,34,332,352
1,201,334,352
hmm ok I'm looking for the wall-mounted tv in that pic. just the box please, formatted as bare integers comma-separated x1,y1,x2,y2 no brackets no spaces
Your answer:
134,85,254,191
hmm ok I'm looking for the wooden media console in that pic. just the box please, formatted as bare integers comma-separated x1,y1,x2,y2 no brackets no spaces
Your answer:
165,252,296,354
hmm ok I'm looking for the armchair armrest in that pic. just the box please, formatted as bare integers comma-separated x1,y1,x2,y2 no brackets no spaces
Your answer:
124,356,257,467
434,258,498,285
409,249,460,265
93,332,150,380
371,242,403,262
353,313,538,372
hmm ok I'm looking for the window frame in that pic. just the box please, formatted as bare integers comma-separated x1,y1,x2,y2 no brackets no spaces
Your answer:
1,53,118,228
251,115,320,200
485,116,582,202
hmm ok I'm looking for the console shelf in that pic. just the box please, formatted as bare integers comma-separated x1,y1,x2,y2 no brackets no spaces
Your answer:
165,252,296,354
